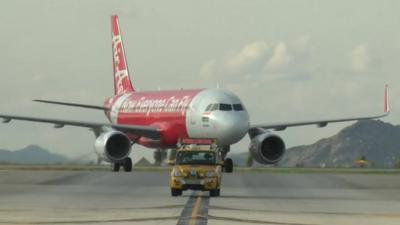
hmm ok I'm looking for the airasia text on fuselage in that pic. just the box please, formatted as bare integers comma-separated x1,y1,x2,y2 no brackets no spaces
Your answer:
119,95,192,115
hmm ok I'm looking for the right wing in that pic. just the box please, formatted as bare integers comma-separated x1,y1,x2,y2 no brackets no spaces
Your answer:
33,99,110,111
249,113,388,133
0,114,160,139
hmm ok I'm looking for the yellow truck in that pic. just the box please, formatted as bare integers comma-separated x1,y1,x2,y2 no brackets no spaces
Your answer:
169,144,222,197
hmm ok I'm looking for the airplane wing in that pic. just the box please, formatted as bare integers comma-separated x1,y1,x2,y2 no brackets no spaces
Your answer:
0,114,160,139
249,85,390,133
33,99,110,111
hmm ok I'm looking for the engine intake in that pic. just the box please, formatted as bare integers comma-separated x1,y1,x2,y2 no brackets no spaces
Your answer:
249,132,285,164
94,131,132,162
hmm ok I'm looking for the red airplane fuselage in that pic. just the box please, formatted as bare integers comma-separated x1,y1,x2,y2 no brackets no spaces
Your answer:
104,89,203,148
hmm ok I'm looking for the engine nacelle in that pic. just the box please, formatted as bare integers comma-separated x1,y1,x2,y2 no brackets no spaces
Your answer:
94,131,132,162
249,132,285,164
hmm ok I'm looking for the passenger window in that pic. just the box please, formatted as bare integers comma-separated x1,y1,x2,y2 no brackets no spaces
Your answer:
233,104,243,111
219,104,232,111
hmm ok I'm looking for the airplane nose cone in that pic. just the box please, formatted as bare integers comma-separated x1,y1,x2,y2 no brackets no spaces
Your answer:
214,112,249,145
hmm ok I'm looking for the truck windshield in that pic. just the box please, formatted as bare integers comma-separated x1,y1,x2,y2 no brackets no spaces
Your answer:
176,151,216,165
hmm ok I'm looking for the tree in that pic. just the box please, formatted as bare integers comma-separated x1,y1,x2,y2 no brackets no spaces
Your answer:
153,149,167,166
246,153,253,167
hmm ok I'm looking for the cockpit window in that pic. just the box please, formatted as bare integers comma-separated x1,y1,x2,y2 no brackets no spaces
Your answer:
219,104,232,111
206,103,239,112
210,104,219,111
233,104,244,111
205,104,212,111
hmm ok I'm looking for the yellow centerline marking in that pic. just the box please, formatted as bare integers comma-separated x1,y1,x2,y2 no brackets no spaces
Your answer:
189,192,202,225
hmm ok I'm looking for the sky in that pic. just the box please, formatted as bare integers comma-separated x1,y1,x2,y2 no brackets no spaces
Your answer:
0,0,399,163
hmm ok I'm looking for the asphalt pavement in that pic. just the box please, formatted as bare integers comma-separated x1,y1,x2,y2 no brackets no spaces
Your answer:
0,170,399,225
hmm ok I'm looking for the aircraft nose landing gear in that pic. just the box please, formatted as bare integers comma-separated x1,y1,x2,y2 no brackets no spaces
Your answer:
220,146,233,173
223,158,233,173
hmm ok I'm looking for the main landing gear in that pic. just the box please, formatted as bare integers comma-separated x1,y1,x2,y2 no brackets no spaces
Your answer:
112,157,132,172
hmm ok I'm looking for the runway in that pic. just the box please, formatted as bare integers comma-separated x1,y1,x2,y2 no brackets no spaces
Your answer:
0,170,400,225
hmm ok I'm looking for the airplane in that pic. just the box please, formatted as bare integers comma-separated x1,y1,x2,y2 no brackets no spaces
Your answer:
0,15,390,172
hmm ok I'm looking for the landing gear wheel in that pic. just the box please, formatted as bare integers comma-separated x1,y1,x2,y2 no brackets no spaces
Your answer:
123,157,132,172
223,158,233,173
112,163,120,172
171,188,182,197
209,189,220,197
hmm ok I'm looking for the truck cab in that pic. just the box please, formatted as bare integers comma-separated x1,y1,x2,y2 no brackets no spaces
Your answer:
169,144,222,197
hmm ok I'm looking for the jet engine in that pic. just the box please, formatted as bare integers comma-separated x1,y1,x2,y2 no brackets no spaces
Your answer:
249,132,285,164
94,130,132,162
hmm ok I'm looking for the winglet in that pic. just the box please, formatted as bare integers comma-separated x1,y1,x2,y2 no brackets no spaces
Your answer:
384,84,390,114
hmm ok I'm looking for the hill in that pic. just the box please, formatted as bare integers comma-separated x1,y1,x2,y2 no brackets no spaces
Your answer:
281,120,400,167
229,120,400,168
0,145,67,164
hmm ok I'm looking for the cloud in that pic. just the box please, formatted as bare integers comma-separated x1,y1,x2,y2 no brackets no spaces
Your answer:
264,42,290,71
200,37,312,82
350,45,370,73
224,41,270,74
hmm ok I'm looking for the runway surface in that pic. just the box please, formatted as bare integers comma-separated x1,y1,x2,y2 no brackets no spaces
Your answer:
0,170,400,225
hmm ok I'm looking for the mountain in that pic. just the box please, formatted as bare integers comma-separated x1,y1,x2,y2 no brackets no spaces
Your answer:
281,120,400,167
229,120,400,168
0,145,67,164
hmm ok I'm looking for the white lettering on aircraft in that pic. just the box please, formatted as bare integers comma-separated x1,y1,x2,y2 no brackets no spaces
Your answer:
119,96,191,115
112,35,130,94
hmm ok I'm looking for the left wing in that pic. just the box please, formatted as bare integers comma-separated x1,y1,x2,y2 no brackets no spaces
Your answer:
0,114,160,139
250,85,390,132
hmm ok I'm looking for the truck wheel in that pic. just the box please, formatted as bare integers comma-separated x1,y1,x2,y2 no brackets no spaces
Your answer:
171,188,182,197
210,189,220,197
123,157,132,172
223,158,233,173
112,163,120,172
